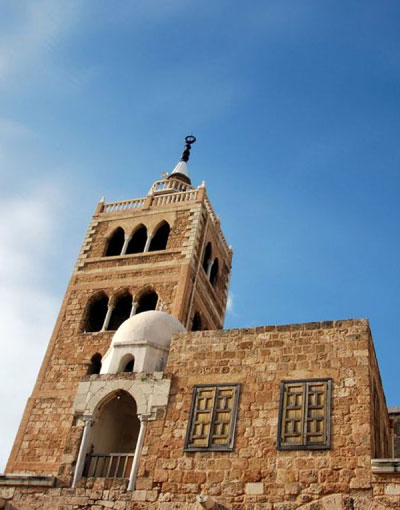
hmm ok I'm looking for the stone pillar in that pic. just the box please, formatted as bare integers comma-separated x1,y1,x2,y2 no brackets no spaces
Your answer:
101,305,114,331
121,234,132,255
206,259,213,279
127,415,150,491
144,234,153,253
71,416,93,488
130,301,138,318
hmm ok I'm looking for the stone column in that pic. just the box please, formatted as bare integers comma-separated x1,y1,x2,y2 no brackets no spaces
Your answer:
143,235,153,253
130,301,138,317
101,305,114,331
206,259,213,279
72,416,93,488
121,234,132,255
127,414,150,491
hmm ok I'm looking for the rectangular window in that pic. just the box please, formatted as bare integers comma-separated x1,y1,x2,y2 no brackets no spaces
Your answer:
184,384,240,452
277,379,332,450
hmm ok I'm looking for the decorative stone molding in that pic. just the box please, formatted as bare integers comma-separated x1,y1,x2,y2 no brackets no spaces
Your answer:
73,373,170,420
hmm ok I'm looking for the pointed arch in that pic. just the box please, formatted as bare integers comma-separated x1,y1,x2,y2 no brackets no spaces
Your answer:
105,227,125,256
84,390,140,478
149,221,170,251
108,292,133,331
202,242,212,273
82,292,109,332
118,354,135,373
135,289,158,314
210,258,219,287
126,224,147,254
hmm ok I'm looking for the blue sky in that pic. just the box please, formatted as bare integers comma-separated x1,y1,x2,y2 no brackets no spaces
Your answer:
1,0,400,470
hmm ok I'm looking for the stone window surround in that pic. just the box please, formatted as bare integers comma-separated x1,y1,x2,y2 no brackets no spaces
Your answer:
71,374,171,490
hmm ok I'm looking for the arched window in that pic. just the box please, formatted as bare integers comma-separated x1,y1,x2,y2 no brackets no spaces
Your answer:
192,312,202,332
202,242,212,273
105,227,125,256
149,222,170,251
210,258,219,287
84,391,140,478
136,290,158,314
126,225,147,254
87,353,102,375
117,354,135,373
83,293,109,332
108,293,133,331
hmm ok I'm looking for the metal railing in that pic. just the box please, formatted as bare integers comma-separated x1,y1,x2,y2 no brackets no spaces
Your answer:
83,453,134,479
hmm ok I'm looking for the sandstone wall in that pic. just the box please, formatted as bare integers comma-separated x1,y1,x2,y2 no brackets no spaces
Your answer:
2,320,400,509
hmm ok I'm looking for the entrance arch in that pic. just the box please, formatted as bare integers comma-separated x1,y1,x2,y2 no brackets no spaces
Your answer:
84,391,140,478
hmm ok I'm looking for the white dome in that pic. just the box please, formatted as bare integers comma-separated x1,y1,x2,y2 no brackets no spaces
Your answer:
111,310,186,349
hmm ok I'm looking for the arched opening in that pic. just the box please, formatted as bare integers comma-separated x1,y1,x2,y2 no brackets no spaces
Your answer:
84,391,140,479
105,227,125,256
149,221,170,251
210,258,219,287
136,291,158,314
202,242,212,273
83,293,109,332
192,312,202,332
118,354,135,373
108,294,133,331
87,353,102,375
126,225,147,254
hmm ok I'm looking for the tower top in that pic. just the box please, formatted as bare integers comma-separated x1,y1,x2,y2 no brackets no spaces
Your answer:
168,135,197,185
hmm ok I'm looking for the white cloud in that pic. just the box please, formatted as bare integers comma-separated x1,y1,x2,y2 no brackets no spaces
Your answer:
226,292,234,314
0,186,65,472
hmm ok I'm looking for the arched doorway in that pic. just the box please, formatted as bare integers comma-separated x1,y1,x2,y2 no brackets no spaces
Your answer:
84,391,140,479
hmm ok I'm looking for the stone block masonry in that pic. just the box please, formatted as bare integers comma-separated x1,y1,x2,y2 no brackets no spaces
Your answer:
2,319,399,509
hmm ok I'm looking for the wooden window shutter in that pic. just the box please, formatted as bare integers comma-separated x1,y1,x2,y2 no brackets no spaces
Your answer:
185,384,240,451
278,379,332,450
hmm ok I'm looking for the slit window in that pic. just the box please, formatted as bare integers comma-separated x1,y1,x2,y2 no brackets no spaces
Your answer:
192,312,202,332
149,222,170,251
105,227,125,256
184,384,240,452
87,353,102,375
202,242,212,273
277,379,332,450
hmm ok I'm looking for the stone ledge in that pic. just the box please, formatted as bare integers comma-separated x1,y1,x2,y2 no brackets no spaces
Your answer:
0,474,56,487
371,458,400,473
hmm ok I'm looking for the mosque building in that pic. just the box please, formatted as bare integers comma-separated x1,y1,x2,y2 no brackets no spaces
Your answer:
1,137,399,510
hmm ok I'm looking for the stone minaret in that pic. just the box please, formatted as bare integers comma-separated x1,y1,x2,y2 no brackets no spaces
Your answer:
6,136,232,476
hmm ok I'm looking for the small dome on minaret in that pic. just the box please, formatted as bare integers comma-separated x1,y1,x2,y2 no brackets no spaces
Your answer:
168,135,196,185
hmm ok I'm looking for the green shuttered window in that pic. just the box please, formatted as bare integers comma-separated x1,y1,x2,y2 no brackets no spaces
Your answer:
185,384,240,452
277,379,332,450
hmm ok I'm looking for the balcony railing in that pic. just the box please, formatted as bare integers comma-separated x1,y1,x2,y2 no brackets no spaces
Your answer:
83,453,134,479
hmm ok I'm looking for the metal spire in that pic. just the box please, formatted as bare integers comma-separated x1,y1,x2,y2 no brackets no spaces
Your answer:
180,135,196,162
168,135,196,184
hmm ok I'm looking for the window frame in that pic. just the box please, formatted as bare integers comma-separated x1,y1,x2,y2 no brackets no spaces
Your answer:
277,378,332,451
184,383,240,452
